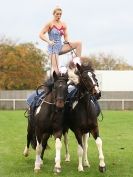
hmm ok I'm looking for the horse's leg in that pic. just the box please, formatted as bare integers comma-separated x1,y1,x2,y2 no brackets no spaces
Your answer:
23,123,32,157
23,133,31,156
91,127,106,172
34,138,43,172
54,132,62,173
82,133,90,167
41,133,50,160
75,131,84,171
63,132,70,162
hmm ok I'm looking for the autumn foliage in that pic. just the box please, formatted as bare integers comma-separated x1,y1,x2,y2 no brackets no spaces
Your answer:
0,41,47,90
0,38,133,90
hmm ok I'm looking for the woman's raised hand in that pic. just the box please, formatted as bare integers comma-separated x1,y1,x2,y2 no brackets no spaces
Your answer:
48,40,55,46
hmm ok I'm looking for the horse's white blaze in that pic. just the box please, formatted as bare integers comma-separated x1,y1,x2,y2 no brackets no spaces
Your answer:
77,144,84,171
55,138,62,168
72,101,78,109
95,137,105,167
34,141,43,170
88,72,100,94
88,72,95,84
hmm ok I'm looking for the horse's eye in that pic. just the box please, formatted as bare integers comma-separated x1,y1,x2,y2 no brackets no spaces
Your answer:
83,74,87,79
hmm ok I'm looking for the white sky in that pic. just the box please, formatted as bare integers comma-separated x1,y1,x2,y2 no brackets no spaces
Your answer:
0,0,133,66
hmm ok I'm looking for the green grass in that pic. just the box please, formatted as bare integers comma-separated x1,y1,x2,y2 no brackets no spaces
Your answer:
0,110,133,177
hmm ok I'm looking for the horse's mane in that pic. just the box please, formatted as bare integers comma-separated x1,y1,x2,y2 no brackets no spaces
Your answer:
68,61,95,85
81,60,94,72
81,57,94,72
81,64,94,72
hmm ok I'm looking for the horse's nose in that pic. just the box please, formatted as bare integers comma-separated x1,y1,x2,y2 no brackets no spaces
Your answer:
56,99,64,108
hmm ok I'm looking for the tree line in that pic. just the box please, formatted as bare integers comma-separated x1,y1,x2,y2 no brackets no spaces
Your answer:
0,37,132,90
0,38,47,90
86,53,133,70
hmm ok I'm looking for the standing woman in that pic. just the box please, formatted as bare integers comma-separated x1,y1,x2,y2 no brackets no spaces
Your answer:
39,7,82,74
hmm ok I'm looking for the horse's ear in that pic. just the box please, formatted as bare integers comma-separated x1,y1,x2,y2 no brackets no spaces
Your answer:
53,71,58,80
76,63,83,73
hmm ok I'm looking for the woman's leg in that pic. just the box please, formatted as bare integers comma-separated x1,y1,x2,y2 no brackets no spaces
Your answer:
49,54,59,74
60,41,82,57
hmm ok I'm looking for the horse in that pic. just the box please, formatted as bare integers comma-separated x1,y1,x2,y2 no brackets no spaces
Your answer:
63,63,106,172
32,71,68,173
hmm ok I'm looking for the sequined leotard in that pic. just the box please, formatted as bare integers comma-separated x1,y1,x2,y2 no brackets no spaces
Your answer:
48,25,64,54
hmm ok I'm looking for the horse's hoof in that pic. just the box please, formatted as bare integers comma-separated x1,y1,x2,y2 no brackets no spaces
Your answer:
23,151,29,157
23,148,29,157
34,168,40,173
39,159,43,166
53,167,61,173
65,154,70,162
83,161,90,168
99,165,106,173
78,166,84,172
34,163,41,173
23,152,29,157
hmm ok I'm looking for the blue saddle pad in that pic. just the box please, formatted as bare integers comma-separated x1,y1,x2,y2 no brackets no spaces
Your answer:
27,91,45,108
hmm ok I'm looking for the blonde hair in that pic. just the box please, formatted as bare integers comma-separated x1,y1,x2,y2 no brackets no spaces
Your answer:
53,6,62,15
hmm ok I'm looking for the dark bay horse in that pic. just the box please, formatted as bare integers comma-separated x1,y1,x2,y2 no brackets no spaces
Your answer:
32,71,68,173
64,63,106,172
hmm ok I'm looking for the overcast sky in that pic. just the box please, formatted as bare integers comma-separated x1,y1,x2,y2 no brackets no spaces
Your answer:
0,0,133,65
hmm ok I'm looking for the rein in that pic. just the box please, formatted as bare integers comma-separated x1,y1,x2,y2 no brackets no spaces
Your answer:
43,99,55,105
42,99,69,105
67,42,78,57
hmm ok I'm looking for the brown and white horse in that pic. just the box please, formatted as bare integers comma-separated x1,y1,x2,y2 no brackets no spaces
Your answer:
63,63,106,172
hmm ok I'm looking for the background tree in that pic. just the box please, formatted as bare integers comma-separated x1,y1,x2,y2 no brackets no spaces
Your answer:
0,39,48,90
82,53,133,70
1,37,133,90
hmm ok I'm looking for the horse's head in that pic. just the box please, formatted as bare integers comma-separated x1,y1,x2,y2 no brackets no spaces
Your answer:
53,71,68,108
76,63,100,95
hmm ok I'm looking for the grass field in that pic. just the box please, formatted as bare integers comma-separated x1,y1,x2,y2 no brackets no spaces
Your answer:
0,110,133,177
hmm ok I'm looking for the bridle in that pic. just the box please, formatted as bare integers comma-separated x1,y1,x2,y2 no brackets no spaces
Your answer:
43,75,68,106
78,69,98,94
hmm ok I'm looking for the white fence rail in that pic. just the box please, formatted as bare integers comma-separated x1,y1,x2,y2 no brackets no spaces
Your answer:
0,99,27,110
0,98,133,110
99,99,133,110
